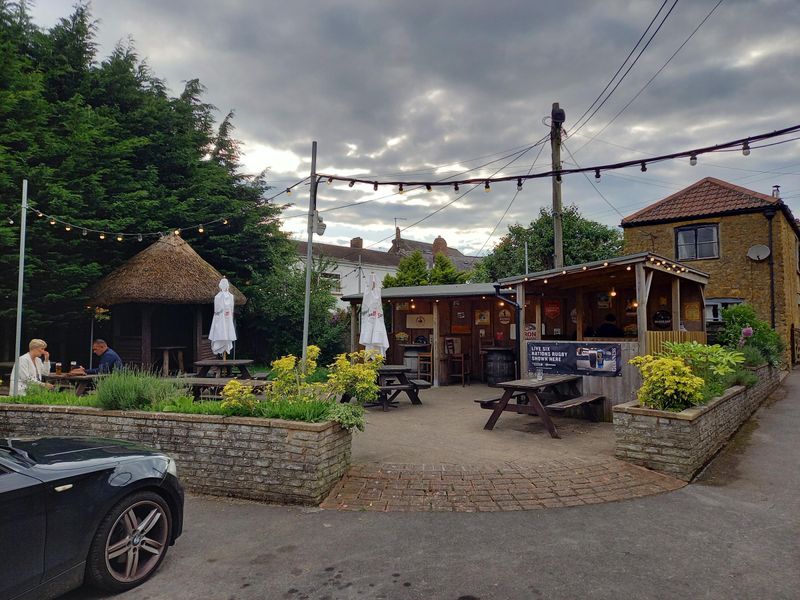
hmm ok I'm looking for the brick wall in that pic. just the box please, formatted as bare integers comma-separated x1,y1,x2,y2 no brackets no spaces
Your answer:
0,405,352,505
612,366,780,481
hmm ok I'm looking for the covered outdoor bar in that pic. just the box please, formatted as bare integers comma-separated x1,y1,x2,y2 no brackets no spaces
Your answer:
345,253,708,418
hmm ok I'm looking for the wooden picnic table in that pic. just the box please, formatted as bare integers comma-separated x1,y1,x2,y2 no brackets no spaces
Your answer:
168,377,269,400
42,373,99,397
477,376,584,439
368,365,429,412
193,359,254,379
153,345,186,376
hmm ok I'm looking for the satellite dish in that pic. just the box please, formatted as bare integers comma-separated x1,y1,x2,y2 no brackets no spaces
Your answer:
747,244,770,261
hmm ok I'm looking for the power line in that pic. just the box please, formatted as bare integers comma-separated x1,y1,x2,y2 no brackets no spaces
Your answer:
561,141,625,218
574,0,725,154
569,0,679,138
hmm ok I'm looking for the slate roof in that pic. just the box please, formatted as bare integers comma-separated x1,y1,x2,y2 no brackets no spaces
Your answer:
621,177,778,226
294,240,402,268
389,238,479,271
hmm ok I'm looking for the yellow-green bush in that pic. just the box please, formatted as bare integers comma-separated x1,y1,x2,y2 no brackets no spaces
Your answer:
629,355,704,411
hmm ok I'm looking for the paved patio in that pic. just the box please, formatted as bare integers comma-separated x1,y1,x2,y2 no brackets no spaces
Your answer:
322,383,685,511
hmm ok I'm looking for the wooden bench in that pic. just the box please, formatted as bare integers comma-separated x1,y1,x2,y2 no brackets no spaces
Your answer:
474,390,527,409
409,379,432,389
545,394,605,422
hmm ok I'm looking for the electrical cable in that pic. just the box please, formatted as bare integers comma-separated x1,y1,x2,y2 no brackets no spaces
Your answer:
561,141,625,218
573,0,725,154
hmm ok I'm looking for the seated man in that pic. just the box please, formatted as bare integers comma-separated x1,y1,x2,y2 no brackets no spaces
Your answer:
594,314,624,338
72,339,123,375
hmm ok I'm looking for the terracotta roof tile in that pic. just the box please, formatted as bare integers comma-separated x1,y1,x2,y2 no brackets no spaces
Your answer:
621,177,777,226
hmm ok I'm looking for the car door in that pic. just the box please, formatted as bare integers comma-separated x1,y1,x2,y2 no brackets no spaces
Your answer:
0,462,46,600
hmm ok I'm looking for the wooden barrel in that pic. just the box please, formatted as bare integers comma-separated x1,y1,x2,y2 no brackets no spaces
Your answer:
486,350,515,386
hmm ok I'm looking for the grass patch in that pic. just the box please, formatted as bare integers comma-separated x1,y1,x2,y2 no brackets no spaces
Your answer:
4,386,102,407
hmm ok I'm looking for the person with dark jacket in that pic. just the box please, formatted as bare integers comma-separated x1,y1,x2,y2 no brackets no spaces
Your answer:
71,339,123,375
595,314,624,338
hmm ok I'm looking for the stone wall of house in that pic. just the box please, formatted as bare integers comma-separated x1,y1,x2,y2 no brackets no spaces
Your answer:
0,405,351,505
612,366,780,481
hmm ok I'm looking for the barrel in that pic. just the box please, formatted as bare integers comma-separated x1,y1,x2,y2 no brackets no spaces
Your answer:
486,349,515,386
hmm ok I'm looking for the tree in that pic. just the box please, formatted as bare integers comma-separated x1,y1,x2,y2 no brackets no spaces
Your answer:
382,250,429,288
429,253,468,285
474,205,623,281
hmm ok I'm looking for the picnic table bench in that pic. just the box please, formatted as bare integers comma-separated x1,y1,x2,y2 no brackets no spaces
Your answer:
43,373,99,396
475,376,604,439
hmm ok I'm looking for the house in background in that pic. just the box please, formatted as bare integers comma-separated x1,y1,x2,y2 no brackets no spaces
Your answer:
295,238,401,309
621,177,800,362
389,228,479,272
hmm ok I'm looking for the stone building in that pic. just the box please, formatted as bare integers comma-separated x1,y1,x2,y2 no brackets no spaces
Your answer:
621,177,800,362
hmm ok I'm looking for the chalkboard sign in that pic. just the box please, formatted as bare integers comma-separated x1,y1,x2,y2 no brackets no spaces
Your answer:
527,341,622,377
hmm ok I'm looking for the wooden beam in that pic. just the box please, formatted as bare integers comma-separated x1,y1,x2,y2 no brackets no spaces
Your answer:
672,278,681,332
576,291,585,341
635,263,648,353
517,283,526,377
432,300,440,387
350,304,358,352
534,296,542,339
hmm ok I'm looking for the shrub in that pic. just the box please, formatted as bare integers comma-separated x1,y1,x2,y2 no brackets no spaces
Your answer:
220,379,259,415
739,345,767,368
717,304,783,367
723,368,759,389
629,355,704,411
7,385,102,407
94,369,188,411
326,350,384,405
661,341,744,401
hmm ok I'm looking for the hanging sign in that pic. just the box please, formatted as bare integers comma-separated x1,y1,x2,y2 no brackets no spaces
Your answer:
527,341,622,377
524,323,538,340
652,310,672,330
685,302,701,321
498,308,512,325
544,300,561,320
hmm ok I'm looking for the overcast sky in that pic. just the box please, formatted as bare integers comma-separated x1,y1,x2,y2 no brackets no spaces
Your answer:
30,0,800,255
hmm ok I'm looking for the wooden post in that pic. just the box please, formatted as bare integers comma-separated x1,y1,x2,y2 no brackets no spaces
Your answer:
432,300,440,387
671,278,681,332
534,296,542,339
517,283,526,377
349,303,358,352
635,264,649,353
698,283,707,333
141,305,153,368
576,291,585,341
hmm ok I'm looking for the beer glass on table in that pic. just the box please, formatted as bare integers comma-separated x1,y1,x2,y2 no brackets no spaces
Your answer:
55,362,62,375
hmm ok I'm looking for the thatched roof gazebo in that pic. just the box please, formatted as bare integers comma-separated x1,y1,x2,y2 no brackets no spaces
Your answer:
89,234,246,370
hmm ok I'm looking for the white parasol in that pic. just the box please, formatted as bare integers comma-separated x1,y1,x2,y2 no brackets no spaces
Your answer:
359,274,390,356
209,277,237,356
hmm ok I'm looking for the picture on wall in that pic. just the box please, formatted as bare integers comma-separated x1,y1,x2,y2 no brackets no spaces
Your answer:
452,299,471,333
474,309,491,325
406,314,434,329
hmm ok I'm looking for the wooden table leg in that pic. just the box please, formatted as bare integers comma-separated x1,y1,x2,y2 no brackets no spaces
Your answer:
162,350,170,377
177,350,185,374
399,373,422,405
484,389,514,430
239,365,252,379
197,366,210,377
527,391,560,439
74,381,89,397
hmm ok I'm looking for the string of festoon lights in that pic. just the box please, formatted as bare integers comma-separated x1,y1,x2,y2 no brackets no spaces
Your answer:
2,177,310,241
316,125,800,192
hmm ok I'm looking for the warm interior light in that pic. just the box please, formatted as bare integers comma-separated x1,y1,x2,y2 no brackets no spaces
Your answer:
49,218,56,225
99,233,105,239
223,219,229,225
632,300,639,308
174,229,181,235
198,226,204,233
610,288,617,297
65,225,71,232
116,234,123,242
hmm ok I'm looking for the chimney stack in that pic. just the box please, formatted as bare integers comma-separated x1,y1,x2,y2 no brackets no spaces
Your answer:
395,227,402,241
350,237,363,249
432,235,448,257
772,185,781,199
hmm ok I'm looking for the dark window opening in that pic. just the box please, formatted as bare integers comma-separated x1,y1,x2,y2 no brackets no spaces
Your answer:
676,224,719,260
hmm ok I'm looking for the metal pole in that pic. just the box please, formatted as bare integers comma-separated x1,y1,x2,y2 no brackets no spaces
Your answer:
301,141,318,368
12,180,28,397
551,102,565,269
524,241,529,274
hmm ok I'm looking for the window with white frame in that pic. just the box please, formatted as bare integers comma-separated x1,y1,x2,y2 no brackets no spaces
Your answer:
676,224,719,260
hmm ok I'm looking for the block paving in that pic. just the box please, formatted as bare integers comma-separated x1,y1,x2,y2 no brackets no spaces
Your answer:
321,457,685,512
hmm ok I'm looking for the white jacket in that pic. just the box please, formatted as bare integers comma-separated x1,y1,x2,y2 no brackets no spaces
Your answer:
9,353,51,396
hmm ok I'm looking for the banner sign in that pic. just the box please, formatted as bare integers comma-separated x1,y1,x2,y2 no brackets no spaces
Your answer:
527,341,622,377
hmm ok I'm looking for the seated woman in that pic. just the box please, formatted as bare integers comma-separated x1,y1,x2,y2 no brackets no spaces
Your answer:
9,338,54,396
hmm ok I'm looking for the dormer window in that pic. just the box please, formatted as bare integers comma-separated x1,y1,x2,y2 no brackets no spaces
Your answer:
676,224,719,260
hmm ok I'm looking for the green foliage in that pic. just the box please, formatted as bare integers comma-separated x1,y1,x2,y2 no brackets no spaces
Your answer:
219,379,259,415
326,350,384,404
4,385,101,407
723,369,758,389
94,369,187,411
325,402,366,432
382,250,430,288
661,341,744,401
472,204,623,281
739,345,767,368
428,253,468,285
257,397,331,423
716,304,783,368
629,355,705,411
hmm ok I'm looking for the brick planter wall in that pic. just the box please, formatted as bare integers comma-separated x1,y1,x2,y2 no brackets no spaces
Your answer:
0,405,351,505
612,366,780,481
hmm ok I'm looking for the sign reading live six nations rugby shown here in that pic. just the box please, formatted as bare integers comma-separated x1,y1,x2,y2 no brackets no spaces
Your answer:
527,341,622,377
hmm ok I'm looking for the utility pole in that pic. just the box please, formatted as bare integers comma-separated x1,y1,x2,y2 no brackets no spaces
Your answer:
551,102,566,268
301,142,318,369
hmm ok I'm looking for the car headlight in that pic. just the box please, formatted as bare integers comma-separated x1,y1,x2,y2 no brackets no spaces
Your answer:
166,458,178,478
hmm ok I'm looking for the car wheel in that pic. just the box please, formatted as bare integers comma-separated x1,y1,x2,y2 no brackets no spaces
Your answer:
86,490,172,592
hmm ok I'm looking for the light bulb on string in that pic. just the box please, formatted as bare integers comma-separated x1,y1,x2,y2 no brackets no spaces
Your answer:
454,183,459,193
348,180,355,188
285,188,291,196
517,178,523,191
116,234,123,242
223,219,228,225
65,225,71,232
398,184,404,194
373,182,378,191
49,218,56,225
37,211,43,218
198,226,204,234
742,142,751,156
484,181,490,193
99,233,106,240
174,229,181,236
425,184,432,192
689,154,698,166
610,287,617,297
326,177,333,185
137,233,143,242
640,162,647,172
8,218,14,225
556,173,562,183
594,169,601,181
82,229,87,236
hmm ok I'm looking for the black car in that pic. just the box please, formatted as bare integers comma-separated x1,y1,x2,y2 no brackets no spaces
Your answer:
0,437,184,600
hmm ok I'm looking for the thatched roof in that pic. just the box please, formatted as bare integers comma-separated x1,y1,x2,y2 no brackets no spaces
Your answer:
89,234,247,306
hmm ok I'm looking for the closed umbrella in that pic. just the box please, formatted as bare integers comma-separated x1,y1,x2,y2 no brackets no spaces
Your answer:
359,274,390,356
209,277,237,357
